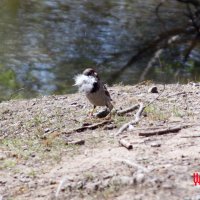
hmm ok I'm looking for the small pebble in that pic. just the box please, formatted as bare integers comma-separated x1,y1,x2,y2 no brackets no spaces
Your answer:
66,139,85,145
128,124,135,131
44,128,50,133
133,173,145,184
162,182,173,189
148,86,158,93
0,153,6,160
151,142,161,147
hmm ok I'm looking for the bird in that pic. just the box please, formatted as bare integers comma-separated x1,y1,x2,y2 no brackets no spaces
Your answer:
74,68,113,118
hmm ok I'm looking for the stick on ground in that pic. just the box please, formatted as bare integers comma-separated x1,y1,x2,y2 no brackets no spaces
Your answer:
55,176,67,198
119,139,133,150
138,125,185,137
116,84,166,136
181,135,200,138
63,120,112,135
116,103,145,136
66,139,85,145
116,104,139,116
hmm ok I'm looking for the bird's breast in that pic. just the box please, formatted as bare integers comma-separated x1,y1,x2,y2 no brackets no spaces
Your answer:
86,90,108,106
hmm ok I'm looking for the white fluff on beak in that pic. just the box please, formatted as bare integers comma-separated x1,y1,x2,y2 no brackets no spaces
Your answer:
74,74,96,93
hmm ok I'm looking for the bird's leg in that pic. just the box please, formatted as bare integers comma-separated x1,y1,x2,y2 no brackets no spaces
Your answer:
105,103,113,119
88,105,96,117
105,111,112,120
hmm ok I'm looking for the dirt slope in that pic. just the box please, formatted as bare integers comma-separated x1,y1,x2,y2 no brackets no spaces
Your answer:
0,83,200,200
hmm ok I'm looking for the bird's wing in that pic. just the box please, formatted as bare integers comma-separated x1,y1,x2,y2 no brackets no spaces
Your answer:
103,84,112,101
90,81,100,93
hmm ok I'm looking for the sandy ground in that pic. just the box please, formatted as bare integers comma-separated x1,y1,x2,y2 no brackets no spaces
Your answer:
1,83,200,200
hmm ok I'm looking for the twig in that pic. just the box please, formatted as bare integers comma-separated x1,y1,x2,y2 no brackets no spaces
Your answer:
167,91,195,98
181,135,200,138
146,84,165,107
131,123,197,133
119,139,133,150
66,139,85,145
62,120,112,135
138,125,189,137
183,35,199,61
155,0,167,32
116,104,139,116
116,103,145,136
96,104,139,118
139,49,163,81
125,126,164,132
108,27,194,83
55,176,67,198
116,84,166,136
167,91,186,97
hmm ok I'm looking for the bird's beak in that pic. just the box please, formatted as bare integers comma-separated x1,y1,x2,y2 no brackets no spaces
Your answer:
94,72,99,79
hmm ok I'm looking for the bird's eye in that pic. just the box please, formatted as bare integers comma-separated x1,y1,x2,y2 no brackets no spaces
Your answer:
88,71,94,76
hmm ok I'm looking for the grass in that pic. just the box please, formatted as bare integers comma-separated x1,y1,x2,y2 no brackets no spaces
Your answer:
0,133,83,171
1,84,197,199
114,115,129,126
83,172,95,181
1,137,43,161
25,113,47,130
145,104,170,121
87,135,103,148
172,106,183,117
27,169,37,178
0,159,17,169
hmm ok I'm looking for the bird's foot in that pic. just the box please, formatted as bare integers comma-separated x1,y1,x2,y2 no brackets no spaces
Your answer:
104,112,112,120
87,110,95,118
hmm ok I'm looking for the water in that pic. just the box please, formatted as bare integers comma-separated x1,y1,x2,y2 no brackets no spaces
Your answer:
0,0,199,100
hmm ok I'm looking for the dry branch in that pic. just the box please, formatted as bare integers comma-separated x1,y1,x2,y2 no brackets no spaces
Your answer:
138,126,184,137
116,84,165,136
63,120,112,135
116,104,139,116
181,135,200,138
140,49,163,81
55,176,67,198
96,104,139,118
116,103,145,136
66,139,85,145
119,139,133,150
167,91,187,97
183,36,199,61
108,27,195,83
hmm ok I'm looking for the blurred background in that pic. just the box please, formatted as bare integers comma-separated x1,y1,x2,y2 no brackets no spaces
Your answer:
0,0,200,100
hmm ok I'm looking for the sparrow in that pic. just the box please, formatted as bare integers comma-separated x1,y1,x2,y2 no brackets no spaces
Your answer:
74,68,113,118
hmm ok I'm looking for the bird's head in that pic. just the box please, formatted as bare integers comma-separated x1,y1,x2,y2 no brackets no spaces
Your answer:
83,68,99,79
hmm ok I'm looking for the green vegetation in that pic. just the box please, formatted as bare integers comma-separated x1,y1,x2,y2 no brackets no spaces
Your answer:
0,135,82,171
0,65,21,101
145,104,170,121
